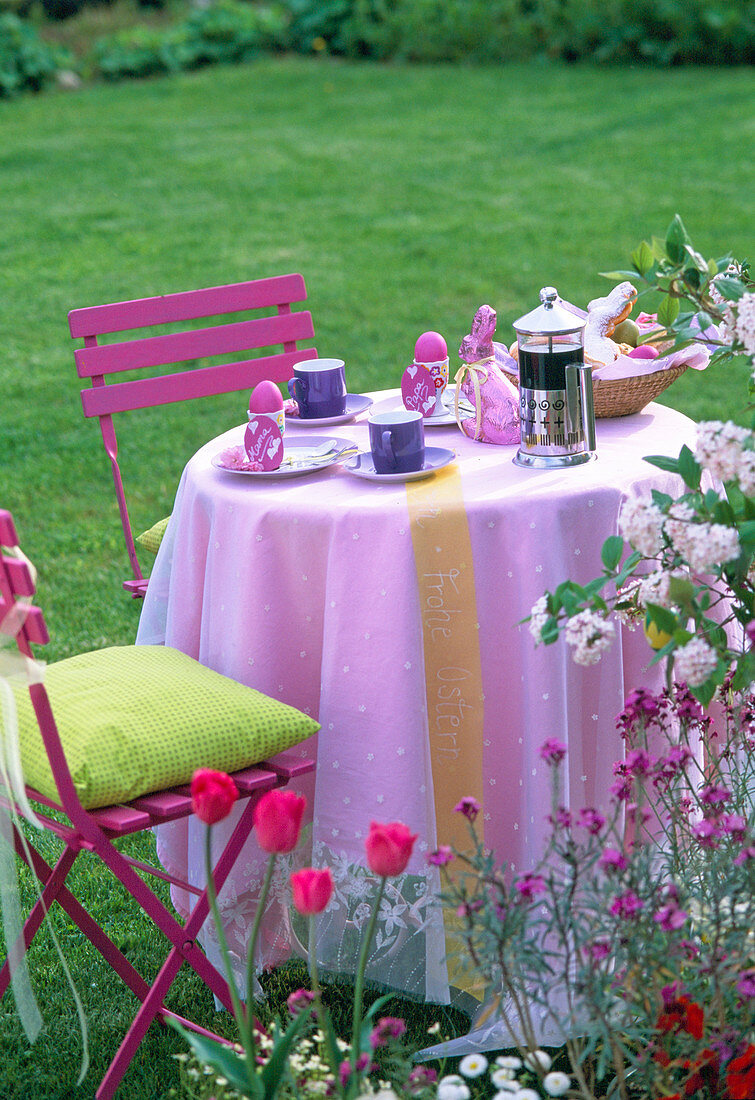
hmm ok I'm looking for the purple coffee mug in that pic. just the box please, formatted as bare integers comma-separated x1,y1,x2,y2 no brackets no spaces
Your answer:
368,409,425,474
287,358,347,419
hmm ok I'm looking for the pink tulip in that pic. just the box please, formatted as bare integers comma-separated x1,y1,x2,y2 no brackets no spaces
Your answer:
365,820,417,877
291,867,334,915
191,769,238,825
253,788,306,853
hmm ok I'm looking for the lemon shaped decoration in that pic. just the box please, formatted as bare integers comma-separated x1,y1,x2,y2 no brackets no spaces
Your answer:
644,616,672,650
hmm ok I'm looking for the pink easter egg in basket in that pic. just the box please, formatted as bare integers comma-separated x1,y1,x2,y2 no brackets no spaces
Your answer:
249,379,284,414
414,331,447,363
243,418,284,471
627,345,660,360
401,363,438,417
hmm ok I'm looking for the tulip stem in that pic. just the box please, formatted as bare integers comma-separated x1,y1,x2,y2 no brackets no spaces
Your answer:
203,827,254,1084
244,851,277,1054
307,916,341,1084
350,876,385,1084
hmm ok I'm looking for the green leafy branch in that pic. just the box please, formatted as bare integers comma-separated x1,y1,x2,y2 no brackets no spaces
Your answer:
601,213,751,367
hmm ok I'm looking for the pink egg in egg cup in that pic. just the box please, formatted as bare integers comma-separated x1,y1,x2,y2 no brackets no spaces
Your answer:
413,331,449,415
248,379,286,434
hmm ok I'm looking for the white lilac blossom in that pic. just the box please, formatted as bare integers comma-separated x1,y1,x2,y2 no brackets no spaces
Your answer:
737,449,755,496
613,578,643,629
543,1071,572,1097
564,609,616,666
458,1053,488,1078
529,595,550,644
675,636,719,687
733,291,755,358
637,569,675,609
663,500,696,549
695,420,750,482
618,496,665,555
671,521,740,574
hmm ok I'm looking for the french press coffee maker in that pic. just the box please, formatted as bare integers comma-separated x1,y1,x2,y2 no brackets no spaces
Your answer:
512,287,596,469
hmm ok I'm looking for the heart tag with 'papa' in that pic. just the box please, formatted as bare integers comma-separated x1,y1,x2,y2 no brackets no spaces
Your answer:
401,363,436,417
243,418,284,471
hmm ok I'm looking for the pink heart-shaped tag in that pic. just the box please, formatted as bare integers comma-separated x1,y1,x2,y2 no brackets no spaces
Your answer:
244,419,284,471
401,363,436,417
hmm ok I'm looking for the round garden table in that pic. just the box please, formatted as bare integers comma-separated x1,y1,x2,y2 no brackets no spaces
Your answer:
136,391,695,1009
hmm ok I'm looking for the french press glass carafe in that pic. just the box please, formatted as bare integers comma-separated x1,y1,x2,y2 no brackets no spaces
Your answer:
512,287,596,469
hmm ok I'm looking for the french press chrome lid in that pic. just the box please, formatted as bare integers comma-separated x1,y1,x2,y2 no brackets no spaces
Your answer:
512,287,596,470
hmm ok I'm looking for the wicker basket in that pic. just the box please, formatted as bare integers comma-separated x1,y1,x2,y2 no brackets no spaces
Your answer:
592,361,689,418
502,359,688,419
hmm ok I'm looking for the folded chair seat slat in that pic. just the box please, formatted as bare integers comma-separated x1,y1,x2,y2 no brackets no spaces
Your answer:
0,512,316,1099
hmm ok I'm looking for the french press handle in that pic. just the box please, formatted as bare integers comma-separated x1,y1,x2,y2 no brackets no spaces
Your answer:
578,363,596,452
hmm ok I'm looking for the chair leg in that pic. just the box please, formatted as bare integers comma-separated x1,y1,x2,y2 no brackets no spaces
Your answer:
0,841,78,999
92,794,264,1097
2,830,154,1004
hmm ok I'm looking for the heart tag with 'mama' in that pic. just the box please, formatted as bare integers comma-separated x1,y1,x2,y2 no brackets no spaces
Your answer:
401,363,436,417
243,419,284,471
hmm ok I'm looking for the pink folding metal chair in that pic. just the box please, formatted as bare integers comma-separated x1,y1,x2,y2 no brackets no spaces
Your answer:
69,274,317,597
0,508,315,1098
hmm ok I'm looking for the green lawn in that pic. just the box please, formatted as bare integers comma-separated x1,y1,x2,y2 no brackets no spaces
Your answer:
1,55,754,1098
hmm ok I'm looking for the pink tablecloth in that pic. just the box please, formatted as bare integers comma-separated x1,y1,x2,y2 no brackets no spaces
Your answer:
136,392,695,1006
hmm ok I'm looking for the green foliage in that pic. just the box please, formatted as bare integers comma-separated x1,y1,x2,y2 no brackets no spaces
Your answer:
91,0,286,80
0,11,72,96
280,0,754,64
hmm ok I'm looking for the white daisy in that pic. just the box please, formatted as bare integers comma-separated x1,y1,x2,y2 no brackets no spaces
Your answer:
458,1052,489,1078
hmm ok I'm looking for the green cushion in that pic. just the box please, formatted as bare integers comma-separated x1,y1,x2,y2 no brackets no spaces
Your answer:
136,516,171,555
11,646,319,810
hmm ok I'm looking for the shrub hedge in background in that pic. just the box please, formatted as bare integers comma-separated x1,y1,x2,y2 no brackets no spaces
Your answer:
282,0,754,66
91,0,284,80
0,11,72,95
1,0,753,100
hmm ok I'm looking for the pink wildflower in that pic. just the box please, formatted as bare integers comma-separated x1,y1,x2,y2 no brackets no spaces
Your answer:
427,846,454,866
699,783,732,806
515,873,547,900
369,1016,406,1048
654,903,688,931
577,807,605,834
286,988,315,1017
721,813,747,837
549,806,572,829
599,847,628,872
736,970,755,1001
454,796,481,821
693,818,723,847
610,890,644,920
539,738,567,765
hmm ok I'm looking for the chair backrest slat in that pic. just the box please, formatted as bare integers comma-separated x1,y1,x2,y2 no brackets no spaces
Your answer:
4,557,36,597
0,511,18,546
68,274,308,339
0,512,50,648
75,310,314,380
81,349,315,418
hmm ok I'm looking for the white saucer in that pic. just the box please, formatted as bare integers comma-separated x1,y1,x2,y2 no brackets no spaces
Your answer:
370,388,473,427
285,394,373,427
212,436,358,480
343,447,456,483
